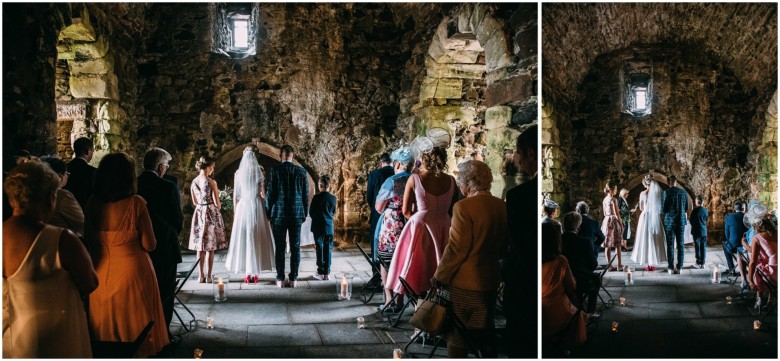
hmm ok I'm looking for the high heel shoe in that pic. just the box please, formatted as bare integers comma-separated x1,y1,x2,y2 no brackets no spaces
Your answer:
252,275,259,283
198,275,206,283
206,276,213,283
244,275,252,283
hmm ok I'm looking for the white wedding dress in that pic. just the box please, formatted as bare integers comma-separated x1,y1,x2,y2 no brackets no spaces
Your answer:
631,180,668,266
225,150,275,274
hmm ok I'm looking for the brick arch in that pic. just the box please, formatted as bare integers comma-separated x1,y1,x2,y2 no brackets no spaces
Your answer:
213,141,316,202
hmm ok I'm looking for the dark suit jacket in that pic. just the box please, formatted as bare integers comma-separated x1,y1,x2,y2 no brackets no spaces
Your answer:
366,166,393,220
504,175,537,331
724,212,746,247
310,191,337,236
561,231,597,282
578,214,606,247
137,171,184,267
662,186,688,227
689,206,708,237
64,157,96,210
266,161,309,225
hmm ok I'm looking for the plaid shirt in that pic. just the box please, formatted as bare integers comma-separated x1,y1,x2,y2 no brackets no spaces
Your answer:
662,186,688,227
266,162,309,225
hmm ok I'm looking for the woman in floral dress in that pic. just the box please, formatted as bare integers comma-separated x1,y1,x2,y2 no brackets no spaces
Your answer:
601,181,624,271
188,156,227,283
373,146,414,312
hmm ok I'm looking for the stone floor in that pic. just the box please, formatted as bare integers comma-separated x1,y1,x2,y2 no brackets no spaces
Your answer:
163,243,777,359
569,243,778,358
165,246,452,359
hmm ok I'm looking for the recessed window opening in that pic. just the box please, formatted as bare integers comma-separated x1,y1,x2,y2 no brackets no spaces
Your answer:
233,19,248,48
634,88,647,110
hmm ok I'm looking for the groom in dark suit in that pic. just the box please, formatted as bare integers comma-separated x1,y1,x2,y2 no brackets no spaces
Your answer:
267,145,309,288
64,137,97,210
136,147,183,340
662,175,688,274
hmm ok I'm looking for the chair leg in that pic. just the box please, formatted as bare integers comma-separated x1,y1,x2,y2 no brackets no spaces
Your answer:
390,298,412,327
173,295,196,332
427,336,443,358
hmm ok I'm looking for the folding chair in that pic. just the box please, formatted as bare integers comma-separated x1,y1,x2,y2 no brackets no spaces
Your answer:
91,320,155,358
542,308,583,358
354,240,383,304
757,268,778,327
595,253,616,309
393,276,423,327
169,257,200,332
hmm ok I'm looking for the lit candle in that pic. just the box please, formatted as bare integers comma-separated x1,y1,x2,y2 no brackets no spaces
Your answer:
206,316,214,329
726,296,733,305
611,321,619,333
619,297,626,306
217,278,225,299
625,269,633,285
754,320,761,330
712,265,720,284
357,316,365,329
194,348,203,359
393,348,404,359
341,277,348,299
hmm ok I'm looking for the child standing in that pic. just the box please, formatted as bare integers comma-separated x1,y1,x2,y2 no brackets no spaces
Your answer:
310,175,337,280
188,156,228,283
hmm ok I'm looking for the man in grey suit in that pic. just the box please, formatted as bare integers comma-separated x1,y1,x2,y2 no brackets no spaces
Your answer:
266,145,309,288
662,175,688,274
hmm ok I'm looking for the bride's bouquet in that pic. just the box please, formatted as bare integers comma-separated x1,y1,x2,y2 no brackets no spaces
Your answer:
219,185,234,212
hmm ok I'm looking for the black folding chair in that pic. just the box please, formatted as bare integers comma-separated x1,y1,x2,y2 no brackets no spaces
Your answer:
542,308,583,357
757,268,778,327
595,253,616,309
393,277,423,327
91,320,155,358
355,240,383,304
169,257,200,332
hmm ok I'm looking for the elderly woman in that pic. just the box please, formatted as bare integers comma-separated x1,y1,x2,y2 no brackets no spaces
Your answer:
432,160,506,358
374,146,415,312
41,155,85,237
746,203,777,309
86,153,170,357
3,161,97,357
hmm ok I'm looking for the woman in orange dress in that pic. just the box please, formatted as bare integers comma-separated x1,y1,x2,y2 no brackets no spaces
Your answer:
85,152,169,357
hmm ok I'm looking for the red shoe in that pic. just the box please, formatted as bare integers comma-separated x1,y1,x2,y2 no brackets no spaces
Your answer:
244,275,252,283
252,275,259,283
645,265,652,271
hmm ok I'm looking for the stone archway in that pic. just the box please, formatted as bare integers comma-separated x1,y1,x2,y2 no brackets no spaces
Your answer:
412,4,519,196
55,6,128,164
213,140,316,202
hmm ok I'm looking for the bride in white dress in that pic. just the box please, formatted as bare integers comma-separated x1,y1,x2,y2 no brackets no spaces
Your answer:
631,175,668,271
225,146,275,283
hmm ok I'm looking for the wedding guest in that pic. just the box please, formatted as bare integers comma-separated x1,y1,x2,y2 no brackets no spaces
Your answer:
266,145,309,288
504,125,537,358
746,204,777,309
3,161,97,358
723,201,746,275
86,153,169,357
561,212,599,321
542,221,586,356
366,153,394,261
41,155,84,237
64,137,96,210
542,198,559,224
137,148,183,340
386,144,457,298
601,181,624,271
310,175,337,280
188,156,227,283
662,175,688,274
689,195,708,269
618,188,632,250
374,146,414,312
433,160,506,358
738,199,761,288
576,201,606,260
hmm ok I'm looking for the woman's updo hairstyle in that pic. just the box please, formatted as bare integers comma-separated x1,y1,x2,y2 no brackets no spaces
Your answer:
642,174,653,188
195,156,215,171
421,147,447,177
604,181,617,194
4,161,60,211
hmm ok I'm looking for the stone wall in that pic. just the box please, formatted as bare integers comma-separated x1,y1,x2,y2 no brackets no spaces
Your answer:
556,45,775,242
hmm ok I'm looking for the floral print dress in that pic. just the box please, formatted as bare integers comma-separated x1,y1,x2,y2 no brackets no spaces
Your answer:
374,172,411,263
188,176,227,251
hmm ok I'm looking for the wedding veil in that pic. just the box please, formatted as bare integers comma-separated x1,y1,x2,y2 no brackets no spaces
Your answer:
234,148,264,202
646,179,663,235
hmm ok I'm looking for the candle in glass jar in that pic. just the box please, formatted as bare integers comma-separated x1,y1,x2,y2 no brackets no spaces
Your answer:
341,277,348,299
206,316,214,329
217,278,225,299
726,296,733,305
619,297,626,306
611,321,619,333
712,265,720,283
356,316,365,329
754,320,761,330
393,348,404,359
194,348,203,359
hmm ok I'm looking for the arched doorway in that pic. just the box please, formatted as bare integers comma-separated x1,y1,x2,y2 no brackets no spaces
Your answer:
212,141,316,202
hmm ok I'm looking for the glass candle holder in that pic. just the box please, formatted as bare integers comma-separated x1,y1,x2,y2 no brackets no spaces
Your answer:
726,296,733,305
754,320,761,330
619,297,626,306
611,321,619,333
206,316,214,329
624,266,634,286
194,348,204,359
393,348,404,359
709,264,721,284
335,272,353,300
357,317,366,329
213,274,229,302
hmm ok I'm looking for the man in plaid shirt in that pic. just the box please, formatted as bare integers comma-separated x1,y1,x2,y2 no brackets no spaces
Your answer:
662,175,688,274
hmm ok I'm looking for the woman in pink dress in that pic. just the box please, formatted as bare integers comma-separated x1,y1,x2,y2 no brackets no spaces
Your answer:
746,204,777,309
601,181,624,271
385,146,459,297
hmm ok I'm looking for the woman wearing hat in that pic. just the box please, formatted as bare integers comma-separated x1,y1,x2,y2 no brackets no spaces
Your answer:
374,146,415,312
746,202,777,309
542,198,559,224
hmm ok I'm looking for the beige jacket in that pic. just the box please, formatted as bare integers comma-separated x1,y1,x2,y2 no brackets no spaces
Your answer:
434,191,507,292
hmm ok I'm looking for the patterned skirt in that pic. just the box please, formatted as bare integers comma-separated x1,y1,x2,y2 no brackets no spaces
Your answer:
441,285,496,348
601,215,624,248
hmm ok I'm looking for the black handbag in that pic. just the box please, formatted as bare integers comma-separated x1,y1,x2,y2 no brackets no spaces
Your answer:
409,287,450,335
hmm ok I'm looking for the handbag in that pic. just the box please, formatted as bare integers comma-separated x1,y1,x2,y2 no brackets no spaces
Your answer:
409,286,450,335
